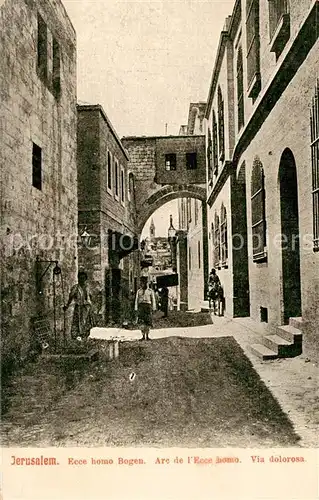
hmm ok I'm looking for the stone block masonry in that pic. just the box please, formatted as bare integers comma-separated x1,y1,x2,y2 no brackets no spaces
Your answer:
0,0,77,369
77,105,139,326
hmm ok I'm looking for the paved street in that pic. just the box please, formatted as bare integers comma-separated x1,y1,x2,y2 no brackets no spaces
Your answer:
2,315,318,448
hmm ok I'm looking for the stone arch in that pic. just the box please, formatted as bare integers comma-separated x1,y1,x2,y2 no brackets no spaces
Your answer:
137,184,206,233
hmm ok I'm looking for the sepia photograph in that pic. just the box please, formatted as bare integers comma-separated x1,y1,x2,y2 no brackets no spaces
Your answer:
0,0,318,498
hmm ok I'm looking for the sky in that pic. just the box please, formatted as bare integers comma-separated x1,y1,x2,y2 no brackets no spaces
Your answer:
62,0,234,235
141,200,178,239
63,0,234,138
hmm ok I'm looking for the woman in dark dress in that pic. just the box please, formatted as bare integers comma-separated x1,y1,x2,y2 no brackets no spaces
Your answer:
64,271,95,339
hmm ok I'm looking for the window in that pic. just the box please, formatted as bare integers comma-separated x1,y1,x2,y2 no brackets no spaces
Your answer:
212,111,218,175
198,241,201,268
217,87,225,161
52,38,61,98
311,81,319,251
237,47,245,131
37,14,48,81
115,161,119,197
121,168,125,203
220,204,228,265
269,0,289,40
207,128,213,182
211,222,214,255
269,0,290,57
107,152,112,190
246,0,261,98
251,157,267,261
194,199,199,225
214,212,220,267
260,306,268,323
187,198,192,224
186,152,197,170
165,153,176,171
32,143,42,190
128,172,134,202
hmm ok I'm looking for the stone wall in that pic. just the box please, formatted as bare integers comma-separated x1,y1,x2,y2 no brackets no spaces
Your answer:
122,135,206,232
155,136,206,186
207,178,234,316
77,106,139,325
241,41,319,337
0,0,77,366
187,199,205,311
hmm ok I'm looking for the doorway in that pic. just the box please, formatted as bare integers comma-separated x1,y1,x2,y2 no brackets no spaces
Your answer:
232,163,250,317
279,149,302,323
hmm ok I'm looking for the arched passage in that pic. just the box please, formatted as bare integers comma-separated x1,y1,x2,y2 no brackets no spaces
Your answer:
278,148,302,323
137,184,206,233
138,184,208,312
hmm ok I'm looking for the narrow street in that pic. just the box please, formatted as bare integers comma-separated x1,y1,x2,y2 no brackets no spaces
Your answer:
2,314,317,449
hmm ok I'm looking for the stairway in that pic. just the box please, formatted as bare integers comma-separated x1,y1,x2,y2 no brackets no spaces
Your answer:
250,317,303,360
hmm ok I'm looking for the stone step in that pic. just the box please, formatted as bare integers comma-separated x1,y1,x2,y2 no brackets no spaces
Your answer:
250,344,278,360
263,334,293,357
277,324,303,343
289,317,303,330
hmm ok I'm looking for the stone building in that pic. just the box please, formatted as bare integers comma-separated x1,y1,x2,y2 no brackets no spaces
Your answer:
177,103,209,311
205,0,319,350
0,0,77,365
177,197,206,311
122,135,206,234
143,219,172,273
77,104,139,326
122,133,207,311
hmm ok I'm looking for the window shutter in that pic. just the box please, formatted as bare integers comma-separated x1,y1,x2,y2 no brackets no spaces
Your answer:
237,47,244,130
220,204,228,265
251,158,267,260
214,213,220,267
212,111,218,175
246,0,260,89
311,80,319,250
218,88,225,161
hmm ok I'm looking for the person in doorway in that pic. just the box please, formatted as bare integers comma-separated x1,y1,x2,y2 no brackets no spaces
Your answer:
160,286,169,318
134,277,156,340
208,268,222,313
64,271,95,339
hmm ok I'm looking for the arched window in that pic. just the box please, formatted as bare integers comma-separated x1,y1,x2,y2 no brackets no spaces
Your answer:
218,87,225,161
212,110,218,176
311,80,319,251
251,157,267,261
220,204,228,265
237,47,244,131
214,212,220,267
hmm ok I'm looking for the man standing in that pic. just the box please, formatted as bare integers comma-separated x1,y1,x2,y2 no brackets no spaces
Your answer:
134,277,157,340
208,268,223,314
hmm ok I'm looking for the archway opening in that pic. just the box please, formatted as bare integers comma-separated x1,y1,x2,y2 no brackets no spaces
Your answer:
279,149,302,323
232,162,250,317
140,195,208,313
